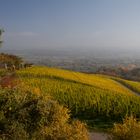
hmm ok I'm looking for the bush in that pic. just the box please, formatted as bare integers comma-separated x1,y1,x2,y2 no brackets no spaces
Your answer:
0,69,7,77
0,88,89,140
109,116,140,140
0,53,23,69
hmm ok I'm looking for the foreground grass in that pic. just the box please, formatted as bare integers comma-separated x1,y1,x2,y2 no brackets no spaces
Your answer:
109,116,140,140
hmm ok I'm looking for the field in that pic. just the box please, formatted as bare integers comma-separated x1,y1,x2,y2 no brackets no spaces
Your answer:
112,77,140,95
16,66,140,127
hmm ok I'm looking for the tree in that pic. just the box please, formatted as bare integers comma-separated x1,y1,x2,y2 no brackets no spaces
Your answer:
0,28,4,48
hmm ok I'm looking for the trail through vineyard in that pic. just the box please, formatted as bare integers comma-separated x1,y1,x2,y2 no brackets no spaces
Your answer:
89,132,108,140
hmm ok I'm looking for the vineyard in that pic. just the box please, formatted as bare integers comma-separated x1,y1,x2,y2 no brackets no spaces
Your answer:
16,66,140,124
113,77,140,95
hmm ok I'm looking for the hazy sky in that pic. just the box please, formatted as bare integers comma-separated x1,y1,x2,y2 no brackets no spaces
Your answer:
1,0,140,51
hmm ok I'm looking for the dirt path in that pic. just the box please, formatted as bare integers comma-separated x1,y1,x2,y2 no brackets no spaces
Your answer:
89,132,108,140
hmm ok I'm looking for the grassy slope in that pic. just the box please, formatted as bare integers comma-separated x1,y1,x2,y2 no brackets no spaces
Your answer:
17,66,140,127
17,66,134,95
112,77,140,95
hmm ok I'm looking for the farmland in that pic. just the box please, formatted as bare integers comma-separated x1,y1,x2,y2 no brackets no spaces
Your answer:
113,77,140,95
17,66,140,124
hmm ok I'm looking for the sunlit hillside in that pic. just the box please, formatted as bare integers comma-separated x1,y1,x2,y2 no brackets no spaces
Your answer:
18,66,135,95
113,77,140,95
17,66,140,122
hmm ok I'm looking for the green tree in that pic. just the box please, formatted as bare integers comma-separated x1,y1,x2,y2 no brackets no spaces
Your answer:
0,28,4,48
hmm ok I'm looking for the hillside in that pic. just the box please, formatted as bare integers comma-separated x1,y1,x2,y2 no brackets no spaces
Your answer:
0,69,89,140
17,66,140,127
1,66,140,139
17,66,136,95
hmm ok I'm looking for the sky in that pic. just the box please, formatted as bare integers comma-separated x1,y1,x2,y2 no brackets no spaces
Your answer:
1,0,140,51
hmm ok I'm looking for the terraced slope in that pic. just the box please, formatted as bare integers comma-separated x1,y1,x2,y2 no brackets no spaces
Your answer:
18,66,134,95
17,66,140,120
112,77,140,95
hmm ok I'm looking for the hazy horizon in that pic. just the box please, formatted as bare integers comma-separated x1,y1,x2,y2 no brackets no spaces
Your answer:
1,0,140,53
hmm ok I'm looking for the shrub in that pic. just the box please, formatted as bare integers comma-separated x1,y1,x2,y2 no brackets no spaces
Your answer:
0,69,7,77
0,53,23,69
109,116,140,140
0,88,89,140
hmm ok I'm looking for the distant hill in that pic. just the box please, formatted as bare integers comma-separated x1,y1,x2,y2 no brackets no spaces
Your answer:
97,66,140,82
